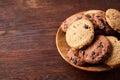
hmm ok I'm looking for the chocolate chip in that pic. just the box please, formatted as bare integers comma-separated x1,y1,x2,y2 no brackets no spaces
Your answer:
79,49,85,54
85,14,91,18
92,57,94,60
97,42,103,48
100,42,103,47
84,24,89,29
74,52,78,56
100,42,102,45
98,18,105,24
91,51,95,55
71,58,77,64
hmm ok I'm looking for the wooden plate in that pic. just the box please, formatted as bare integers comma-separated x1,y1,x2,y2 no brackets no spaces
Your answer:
56,12,112,72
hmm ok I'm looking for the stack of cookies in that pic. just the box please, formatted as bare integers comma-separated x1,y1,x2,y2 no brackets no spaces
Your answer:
61,9,120,67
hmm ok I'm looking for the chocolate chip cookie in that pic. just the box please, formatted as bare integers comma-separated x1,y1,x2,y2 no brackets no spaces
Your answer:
67,49,86,66
84,10,116,35
66,19,94,49
84,35,112,64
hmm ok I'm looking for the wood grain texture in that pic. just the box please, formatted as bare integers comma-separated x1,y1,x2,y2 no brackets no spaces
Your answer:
0,0,119,80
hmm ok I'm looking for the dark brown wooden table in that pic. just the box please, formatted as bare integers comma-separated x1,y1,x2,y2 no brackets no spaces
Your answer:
0,0,119,80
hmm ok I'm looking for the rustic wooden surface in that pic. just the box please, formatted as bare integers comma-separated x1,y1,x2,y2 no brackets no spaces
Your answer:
0,0,119,80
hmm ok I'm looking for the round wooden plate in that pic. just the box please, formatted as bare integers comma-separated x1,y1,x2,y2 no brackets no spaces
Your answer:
56,12,112,72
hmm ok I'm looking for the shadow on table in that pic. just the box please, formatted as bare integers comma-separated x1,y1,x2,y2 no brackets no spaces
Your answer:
71,66,120,80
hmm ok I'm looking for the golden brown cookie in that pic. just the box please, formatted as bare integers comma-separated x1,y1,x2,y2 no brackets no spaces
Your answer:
105,9,120,33
66,19,94,49
104,36,120,67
